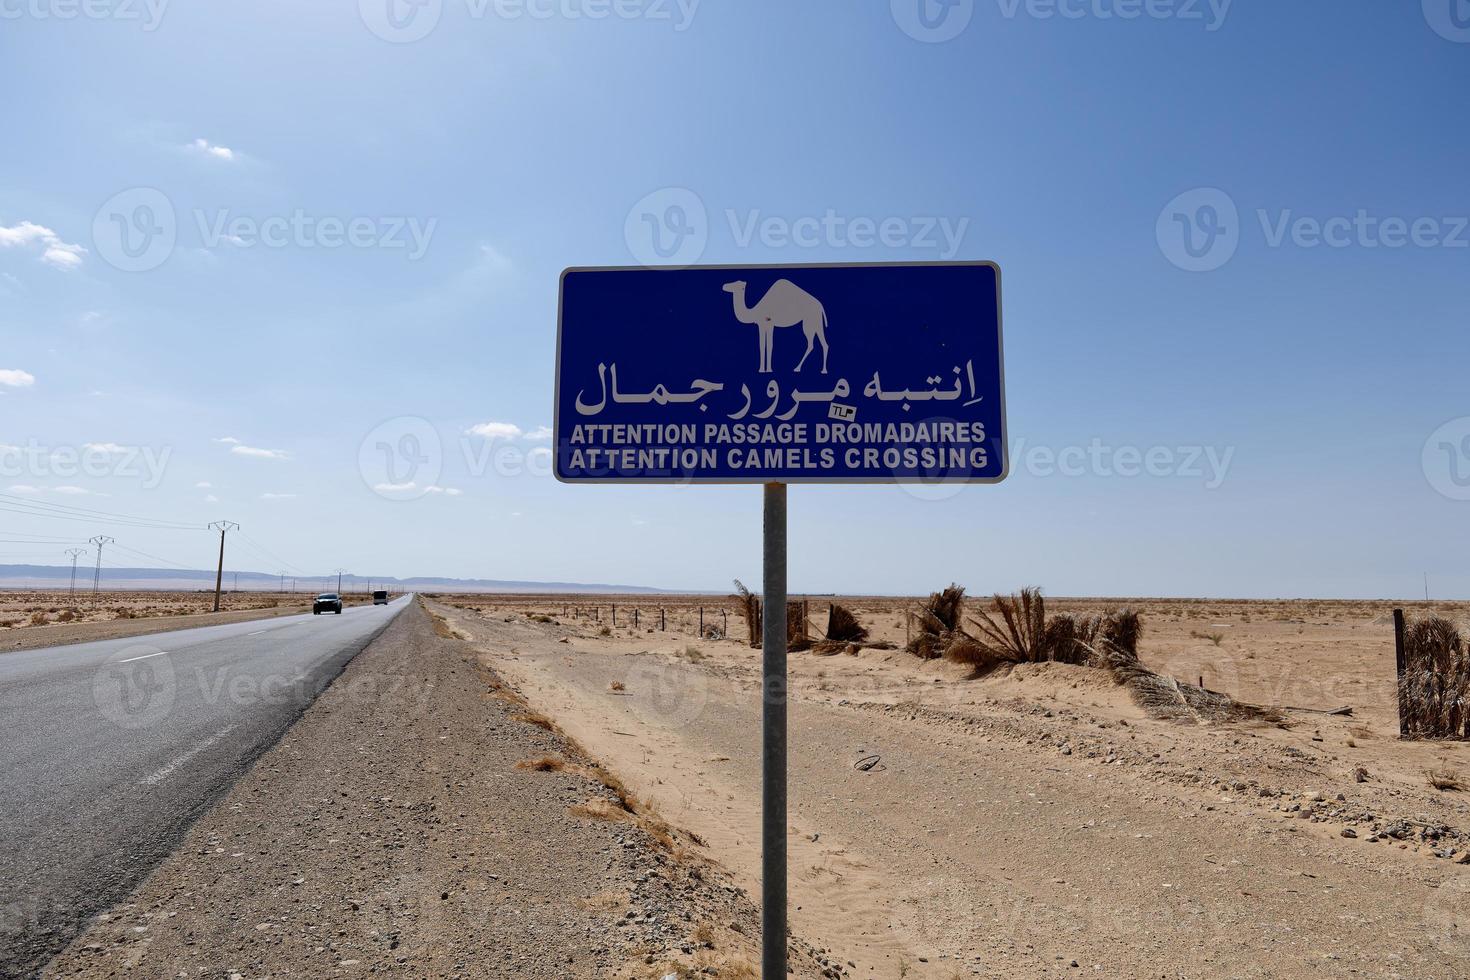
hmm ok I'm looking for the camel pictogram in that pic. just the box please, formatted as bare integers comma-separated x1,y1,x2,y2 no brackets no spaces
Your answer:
722,279,830,374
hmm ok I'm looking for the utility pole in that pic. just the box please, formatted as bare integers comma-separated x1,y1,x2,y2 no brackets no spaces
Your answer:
65,548,86,598
208,521,239,613
279,571,287,593
88,536,114,600
335,568,347,594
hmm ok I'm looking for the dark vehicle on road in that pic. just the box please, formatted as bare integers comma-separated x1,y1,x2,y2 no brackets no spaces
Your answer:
372,590,388,605
313,592,343,615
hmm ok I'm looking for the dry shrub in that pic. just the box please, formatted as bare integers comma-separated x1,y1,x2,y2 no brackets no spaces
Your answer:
56,609,75,623
1428,768,1465,791
1399,617,1470,739
825,604,869,643
516,754,567,772
609,680,626,692
28,611,49,626
568,798,631,823
511,710,556,731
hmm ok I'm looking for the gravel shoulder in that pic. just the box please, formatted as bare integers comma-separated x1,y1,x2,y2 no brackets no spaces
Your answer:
41,600,828,980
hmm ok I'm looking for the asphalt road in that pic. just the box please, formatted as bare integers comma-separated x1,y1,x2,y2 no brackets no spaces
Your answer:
0,596,411,979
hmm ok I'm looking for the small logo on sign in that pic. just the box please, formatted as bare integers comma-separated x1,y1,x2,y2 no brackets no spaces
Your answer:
829,403,856,422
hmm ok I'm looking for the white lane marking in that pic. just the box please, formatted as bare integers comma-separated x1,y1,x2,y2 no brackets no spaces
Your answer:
247,629,268,636
140,725,238,787
118,651,167,664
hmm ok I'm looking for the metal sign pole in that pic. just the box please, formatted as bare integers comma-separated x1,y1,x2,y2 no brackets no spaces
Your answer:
761,482,788,978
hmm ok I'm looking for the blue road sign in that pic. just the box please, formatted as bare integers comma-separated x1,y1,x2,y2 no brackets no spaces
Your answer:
554,262,1006,484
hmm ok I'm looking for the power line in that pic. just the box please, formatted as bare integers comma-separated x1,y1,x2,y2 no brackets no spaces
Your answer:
0,503,200,531
0,490,207,528
235,530,308,575
110,542,196,570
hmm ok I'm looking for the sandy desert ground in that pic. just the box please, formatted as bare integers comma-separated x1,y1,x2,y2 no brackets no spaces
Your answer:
424,591,1470,978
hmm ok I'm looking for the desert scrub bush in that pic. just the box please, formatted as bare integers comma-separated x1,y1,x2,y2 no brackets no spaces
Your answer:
677,645,706,663
609,680,626,692
28,611,49,626
511,710,556,731
1190,630,1225,646
1428,768,1465,791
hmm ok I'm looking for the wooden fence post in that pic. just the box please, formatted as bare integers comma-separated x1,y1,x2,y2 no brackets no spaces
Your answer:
1394,607,1407,738
660,607,665,631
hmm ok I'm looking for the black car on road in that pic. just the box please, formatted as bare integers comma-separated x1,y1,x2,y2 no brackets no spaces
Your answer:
313,592,343,615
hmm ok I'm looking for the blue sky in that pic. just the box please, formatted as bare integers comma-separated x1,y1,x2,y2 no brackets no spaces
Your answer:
1,0,1467,597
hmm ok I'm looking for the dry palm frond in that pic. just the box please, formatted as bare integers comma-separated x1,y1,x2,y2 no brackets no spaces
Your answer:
733,578,761,648
1400,616,1470,739
826,603,869,643
967,587,1047,663
905,585,966,659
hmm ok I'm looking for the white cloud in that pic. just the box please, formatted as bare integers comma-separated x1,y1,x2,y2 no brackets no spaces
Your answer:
7,484,42,494
204,493,219,503
524,425,553,441
466,421,522,440
213,436,241,445
0,221,86,270
372,481,463,497
230,445,289,460
189,137,236,161
0,369,35,388
528,446,552,461
260,492,296,500
83,442,128,454
52,486,90,495
195,481,213,488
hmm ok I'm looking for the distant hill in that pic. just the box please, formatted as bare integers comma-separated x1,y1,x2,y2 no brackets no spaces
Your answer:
0,565,666,595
